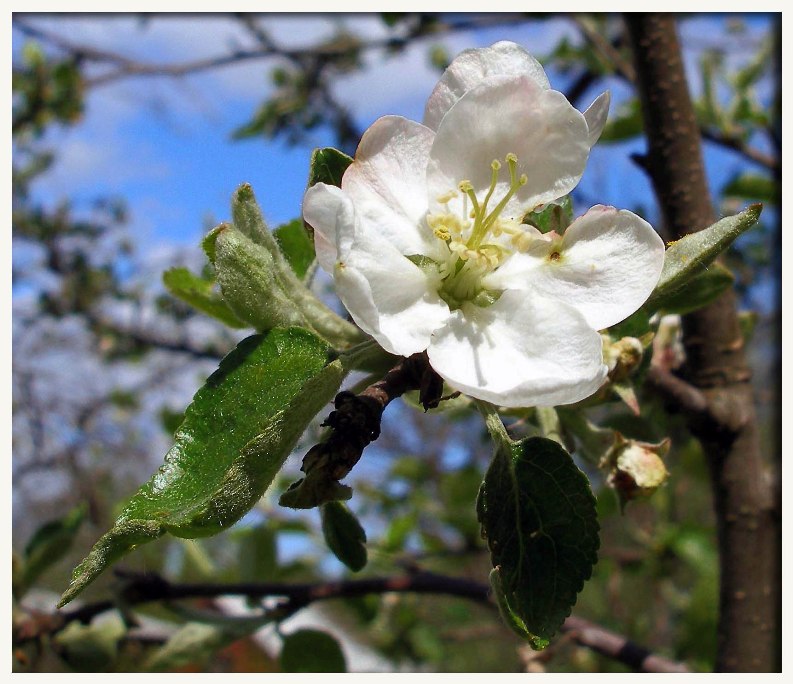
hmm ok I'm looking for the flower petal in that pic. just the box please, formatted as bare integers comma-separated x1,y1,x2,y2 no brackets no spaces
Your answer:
336,230,450,356
342,115,441,259
423,41,550,131
485,205,665,330
303,182,450,355
302,183,355,273
583,91,611,148
427,291,607,408
426,75,590,219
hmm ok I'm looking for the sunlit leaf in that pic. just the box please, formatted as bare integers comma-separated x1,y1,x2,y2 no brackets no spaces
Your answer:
273,218,316,280
60,328,346,607
645,204,762,310
163,267,247,328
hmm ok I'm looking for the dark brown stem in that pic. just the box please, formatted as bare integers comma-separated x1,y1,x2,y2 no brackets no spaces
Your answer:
279,353,440,508
626,14,779,672
34,569,689,672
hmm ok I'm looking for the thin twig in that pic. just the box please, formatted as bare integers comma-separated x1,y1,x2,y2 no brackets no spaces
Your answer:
32,568,691,672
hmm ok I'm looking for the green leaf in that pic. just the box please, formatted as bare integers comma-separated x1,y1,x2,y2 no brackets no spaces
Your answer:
163,266,247,328
146,620,266,672
237,524,278,582
649,262,734,315
54,616,126,672
646,204,762,310
607,307,651,339
231,182,272,247
308,147,353,189
525,195,573,234
273,218,316,280
476,408,599,647
280,629,347,673
597,98,643,142
320,501,368,572
60,328,346,607
16,505,86,597
723,172,778,205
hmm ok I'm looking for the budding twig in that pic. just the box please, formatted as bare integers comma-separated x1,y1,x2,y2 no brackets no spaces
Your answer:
279,352,444,508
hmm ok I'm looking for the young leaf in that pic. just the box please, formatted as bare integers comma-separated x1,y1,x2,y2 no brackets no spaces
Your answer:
525,195,573,234
280,629,347,673
59,328,346,607
231,182,272,247
648,262,734,315
162,266,247,328
215,224,363,349
645,204,762,309
476,407,599,648
308,147,353,189
274,219,316,280
16,505,86,597
320,501,368,572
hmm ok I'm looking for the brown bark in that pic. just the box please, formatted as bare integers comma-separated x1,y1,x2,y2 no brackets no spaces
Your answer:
625,14,779,672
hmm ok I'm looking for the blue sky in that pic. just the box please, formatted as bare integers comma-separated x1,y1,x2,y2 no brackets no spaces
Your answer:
12,14,776,303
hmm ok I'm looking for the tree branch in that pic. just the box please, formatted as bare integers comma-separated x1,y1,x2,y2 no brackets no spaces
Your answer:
625,14,779,672
17,568,689,672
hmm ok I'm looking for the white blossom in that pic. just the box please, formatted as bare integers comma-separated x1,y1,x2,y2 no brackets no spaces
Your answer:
303,41,665,407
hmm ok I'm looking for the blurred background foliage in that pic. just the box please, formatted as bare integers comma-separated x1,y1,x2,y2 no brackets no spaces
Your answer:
12,13,779,673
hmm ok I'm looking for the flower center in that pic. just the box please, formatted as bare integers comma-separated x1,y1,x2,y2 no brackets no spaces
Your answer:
424,153,543,310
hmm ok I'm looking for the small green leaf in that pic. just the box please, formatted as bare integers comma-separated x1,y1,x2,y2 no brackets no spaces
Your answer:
649,262,734,315
597,98,643,142
231,182,272,247
60,329,346,607
163,266,247,328
16,506,86,597
320,501,368,572
237,524,278,582
146,620,265,672
280,629,347,673
525,195,574,234
646,204,762,310
308,147,353,189
476,408,599,647
723,172,778,205
273,218,316,280
607,307,651,340
54,616,126,672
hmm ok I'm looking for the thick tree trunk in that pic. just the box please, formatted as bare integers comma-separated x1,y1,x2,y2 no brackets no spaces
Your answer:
624,14,779,672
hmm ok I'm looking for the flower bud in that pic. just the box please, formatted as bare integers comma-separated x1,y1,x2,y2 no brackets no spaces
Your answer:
652,314,685,372
602,434,670,508
603,335,644,382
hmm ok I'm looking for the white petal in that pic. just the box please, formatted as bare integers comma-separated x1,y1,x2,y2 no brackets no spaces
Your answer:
303,182,451,356
426,75,590,219
486,206,665,331
302,183,355,273
342,115,441,258
336,229,450,356
583,91,611,148
423,41,550,131
427,291,607,408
